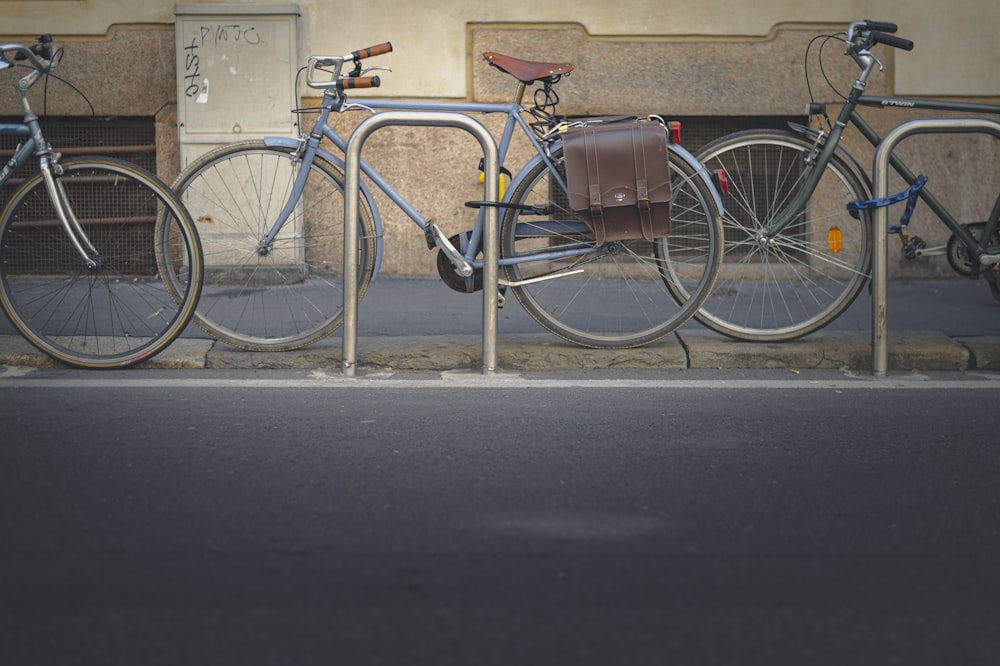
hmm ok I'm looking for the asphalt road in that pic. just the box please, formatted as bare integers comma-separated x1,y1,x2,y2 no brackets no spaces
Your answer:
2,367,999,665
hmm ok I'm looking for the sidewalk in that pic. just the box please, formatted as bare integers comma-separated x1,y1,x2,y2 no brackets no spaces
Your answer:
2,277,999,372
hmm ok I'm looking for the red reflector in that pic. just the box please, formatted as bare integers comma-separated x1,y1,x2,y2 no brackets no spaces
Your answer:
713,169,729,196
667,121,682,144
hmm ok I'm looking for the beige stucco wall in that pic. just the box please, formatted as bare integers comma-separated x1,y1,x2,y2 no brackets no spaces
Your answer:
3,0,998,97
3,1,997,278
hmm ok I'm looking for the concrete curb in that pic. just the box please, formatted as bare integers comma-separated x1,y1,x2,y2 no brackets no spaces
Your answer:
4,332,1000,373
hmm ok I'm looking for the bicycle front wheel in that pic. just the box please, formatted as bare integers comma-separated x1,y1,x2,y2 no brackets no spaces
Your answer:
694,129,872,341
0,157,203,369
500,146,723,348
171,141,377,351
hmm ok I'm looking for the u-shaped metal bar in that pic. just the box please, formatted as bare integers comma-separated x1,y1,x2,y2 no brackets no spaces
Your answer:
343,111,500,377
871,118,1000,376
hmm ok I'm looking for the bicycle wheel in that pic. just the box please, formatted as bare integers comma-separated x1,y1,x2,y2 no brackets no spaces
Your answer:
0,157,203,369
500,146,723,348
693,129,872,341
171,141,377,351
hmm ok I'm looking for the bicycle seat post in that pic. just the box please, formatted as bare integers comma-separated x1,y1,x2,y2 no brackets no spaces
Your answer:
512,82,527,106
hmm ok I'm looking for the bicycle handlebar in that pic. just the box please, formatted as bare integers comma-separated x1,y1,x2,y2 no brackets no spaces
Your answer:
870,31,914,52
351,42,393,62
313,42,393,69
1,34,57,73
847,20,914,53
338,75,381,90
307,41,392,90
1,35,58,98
861,20,898,34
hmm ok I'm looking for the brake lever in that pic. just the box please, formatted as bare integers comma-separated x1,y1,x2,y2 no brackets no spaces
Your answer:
341,102,377,115
850,33,885,73
357,65,392,76
859,47,885,71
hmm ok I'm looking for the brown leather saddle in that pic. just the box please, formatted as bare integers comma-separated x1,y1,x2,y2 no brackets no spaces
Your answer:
482,52,573,83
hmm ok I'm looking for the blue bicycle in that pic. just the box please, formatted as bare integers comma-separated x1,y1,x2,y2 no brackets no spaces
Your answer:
172,43,725,350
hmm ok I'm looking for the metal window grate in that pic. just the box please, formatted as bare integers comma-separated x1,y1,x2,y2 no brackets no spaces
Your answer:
2,115,156,207
1,117,159,274
1,115,156,184
669,115,803,153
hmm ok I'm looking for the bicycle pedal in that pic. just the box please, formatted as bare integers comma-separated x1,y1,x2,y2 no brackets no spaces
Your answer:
902,236,927,260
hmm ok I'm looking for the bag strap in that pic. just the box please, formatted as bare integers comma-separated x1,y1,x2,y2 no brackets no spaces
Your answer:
631,125,655,241
584,129,607,246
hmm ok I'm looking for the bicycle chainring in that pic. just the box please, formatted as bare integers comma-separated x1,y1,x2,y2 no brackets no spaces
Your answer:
436,232,483,293
947,223,997,277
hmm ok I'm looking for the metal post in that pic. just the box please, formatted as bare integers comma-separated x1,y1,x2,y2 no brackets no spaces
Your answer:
343,111,500,377
871,118,1000,376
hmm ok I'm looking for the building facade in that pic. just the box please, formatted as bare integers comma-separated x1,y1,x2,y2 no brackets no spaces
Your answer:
3,0,998,277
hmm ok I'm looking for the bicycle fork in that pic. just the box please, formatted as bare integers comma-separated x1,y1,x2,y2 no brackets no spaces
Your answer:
754,122,850,251
39,155,100,270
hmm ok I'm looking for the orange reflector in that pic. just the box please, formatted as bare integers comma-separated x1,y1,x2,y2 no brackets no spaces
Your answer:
827,226,843,253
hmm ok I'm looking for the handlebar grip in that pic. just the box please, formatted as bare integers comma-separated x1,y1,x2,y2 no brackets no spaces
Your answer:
338,75,381,90
351,42,393,61
863,20,898,33
871,31,914,51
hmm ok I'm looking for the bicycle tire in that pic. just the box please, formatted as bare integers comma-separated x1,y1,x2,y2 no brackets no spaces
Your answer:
500,146,723,348
693,129,872,342
0,157,203,369
171,141,377,351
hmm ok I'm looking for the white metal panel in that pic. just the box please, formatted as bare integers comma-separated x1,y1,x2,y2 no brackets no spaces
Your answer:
175,3,300,150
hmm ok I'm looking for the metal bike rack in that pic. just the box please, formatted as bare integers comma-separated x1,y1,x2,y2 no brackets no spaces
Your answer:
342,111,500,377
871,117,1000,376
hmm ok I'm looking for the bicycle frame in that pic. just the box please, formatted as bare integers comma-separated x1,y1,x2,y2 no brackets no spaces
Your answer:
0,123,37,187
257,89,723,280
765,52,1000,265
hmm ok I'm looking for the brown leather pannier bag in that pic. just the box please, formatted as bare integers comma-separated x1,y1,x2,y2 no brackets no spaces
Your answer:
563,119,672,245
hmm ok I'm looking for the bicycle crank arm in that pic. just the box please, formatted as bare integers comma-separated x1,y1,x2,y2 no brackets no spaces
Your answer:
428,223,474,277
499,267,585,287
912,245,946,257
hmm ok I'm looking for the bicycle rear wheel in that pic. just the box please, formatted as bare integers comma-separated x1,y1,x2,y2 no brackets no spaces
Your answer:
500,146,723,348
171,141,377,351
0,157,203,369
693,129,872,341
